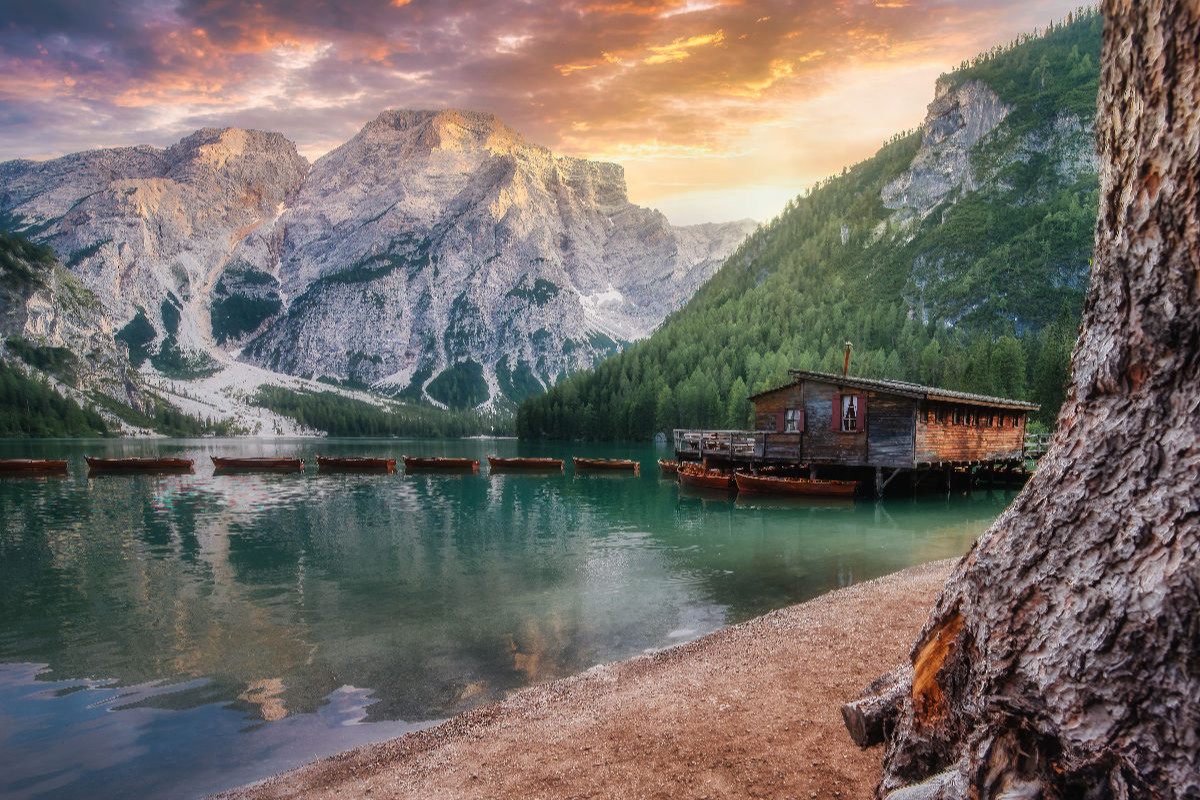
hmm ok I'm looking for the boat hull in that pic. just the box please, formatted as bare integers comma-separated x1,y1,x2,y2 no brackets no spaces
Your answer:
85,457,194,474
678,468,736,491
572,457,640,473
486,456,563,471
211,457,303,473
0,459,68,476
402,457,479,473
657,459,678,477
316,456,397,473
733,472,859,497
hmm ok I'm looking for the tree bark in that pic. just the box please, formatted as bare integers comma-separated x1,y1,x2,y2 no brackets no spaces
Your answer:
842,664,914,748
848,3,1200,798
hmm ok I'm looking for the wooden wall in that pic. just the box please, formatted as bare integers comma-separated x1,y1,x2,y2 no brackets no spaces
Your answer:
751,380,1027,467
753,385,803,431
867,394,917,468
801,382,869,466
914,403,1026,463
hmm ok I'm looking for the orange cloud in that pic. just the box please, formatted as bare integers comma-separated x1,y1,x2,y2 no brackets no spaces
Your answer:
643,30,726,64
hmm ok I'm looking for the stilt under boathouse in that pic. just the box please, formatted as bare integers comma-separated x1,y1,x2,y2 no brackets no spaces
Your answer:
673,369,1041,499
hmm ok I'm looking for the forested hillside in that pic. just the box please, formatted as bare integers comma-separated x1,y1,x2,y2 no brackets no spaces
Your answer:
518,10,1100,440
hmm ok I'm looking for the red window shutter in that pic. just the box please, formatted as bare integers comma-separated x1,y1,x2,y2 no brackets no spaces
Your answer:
775,409,786,432
832,395,841,431
799,408,806,432
857,393,867,432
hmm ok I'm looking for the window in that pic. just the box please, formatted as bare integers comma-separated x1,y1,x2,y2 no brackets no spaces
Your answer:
1013,413,1022,428
784,408,803,432
842,395,858,431
834,393,866,432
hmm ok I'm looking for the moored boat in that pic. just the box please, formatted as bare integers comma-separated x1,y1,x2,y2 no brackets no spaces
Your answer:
486,456,564,471
315,456,397,473
733,471,859,497
572,457,640,473
211,456,304,473
402,456,479,472
677,464,736,491
85,456,194,474
658,459,678,477
0,458,68,475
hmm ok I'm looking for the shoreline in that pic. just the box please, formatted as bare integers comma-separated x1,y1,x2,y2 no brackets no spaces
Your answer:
218,559,956,800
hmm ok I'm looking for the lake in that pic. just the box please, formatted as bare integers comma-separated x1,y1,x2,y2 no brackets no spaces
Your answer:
0,438,1015,799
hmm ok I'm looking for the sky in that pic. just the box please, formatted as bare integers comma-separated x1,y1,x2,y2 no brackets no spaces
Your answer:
0,0,1084,224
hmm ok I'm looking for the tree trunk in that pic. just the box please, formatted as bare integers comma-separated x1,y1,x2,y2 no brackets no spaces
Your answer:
848,3,1200,798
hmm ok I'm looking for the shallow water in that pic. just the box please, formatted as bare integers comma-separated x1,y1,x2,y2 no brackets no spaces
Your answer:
0,438,1016,799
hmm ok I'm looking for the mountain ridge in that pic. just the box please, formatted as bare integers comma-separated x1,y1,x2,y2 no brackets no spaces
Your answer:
0,110,754,429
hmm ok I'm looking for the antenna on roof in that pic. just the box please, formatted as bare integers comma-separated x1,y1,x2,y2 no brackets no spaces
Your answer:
843,342,853,377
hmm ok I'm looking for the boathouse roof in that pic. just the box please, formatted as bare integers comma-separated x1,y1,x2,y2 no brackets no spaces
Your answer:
747,370,1039,411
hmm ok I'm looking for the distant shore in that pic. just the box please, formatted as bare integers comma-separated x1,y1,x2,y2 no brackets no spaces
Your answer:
218,559,955,800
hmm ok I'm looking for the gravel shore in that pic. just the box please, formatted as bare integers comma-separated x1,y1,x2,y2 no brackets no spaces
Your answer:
219,559,956,800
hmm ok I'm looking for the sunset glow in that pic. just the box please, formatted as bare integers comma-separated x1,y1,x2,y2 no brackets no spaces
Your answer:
0,0,1083,223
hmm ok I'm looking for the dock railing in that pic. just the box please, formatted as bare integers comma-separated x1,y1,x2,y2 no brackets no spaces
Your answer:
1023,432,1053,460
673,429,802,462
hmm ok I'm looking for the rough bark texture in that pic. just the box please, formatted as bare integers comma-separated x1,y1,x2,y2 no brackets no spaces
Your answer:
843,664,915,748
854,3,1200,798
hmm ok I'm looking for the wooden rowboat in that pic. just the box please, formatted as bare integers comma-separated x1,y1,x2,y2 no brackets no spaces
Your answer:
402,456,479,473
486,456,564,471
85,456,194,474
658,459,678,476
572,457,640,473
211,456,303,473
678,465,735,491
315,456,397,473
0,458,68,475
733,472,859,498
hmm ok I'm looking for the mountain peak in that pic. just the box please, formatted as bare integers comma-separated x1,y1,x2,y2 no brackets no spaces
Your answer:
363,108,526,154
167,127,307,172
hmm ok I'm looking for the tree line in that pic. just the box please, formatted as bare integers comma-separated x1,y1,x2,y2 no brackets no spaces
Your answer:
254,386,513,437
0,361,109,437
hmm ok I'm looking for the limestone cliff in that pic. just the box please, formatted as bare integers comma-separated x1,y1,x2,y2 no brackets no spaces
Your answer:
879,74,1098,329
0,128,308,377
0,112,752,414
238,110,753,408
882,79,1013,218
0,234,135,409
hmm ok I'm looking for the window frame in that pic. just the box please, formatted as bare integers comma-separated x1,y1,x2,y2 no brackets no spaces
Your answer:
834,392,866,433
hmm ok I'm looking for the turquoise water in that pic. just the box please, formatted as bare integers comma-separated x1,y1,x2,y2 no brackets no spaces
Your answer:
0,438,1014,799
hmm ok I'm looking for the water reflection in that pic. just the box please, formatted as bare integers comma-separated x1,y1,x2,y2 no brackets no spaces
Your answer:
0,438,1017,799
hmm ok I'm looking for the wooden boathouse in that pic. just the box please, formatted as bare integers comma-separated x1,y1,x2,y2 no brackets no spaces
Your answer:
674,370,1040,497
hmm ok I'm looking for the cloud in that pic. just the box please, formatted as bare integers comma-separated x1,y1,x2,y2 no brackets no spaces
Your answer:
642,30,725,64
0,0,1085,221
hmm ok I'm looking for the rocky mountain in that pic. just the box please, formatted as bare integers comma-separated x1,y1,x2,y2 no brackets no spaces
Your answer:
0,112,753,418
881,74,1097,328
0,129,308,373
0,233,131,401
237,110,751,408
